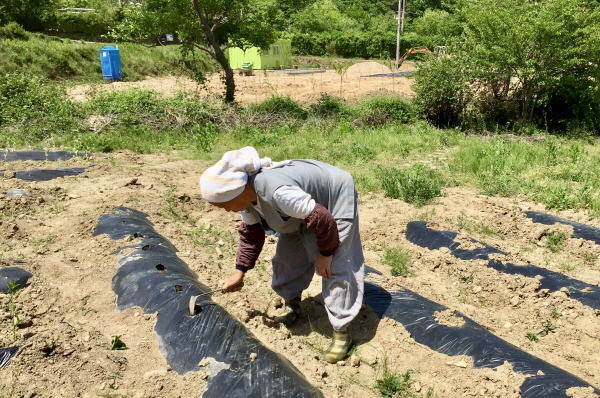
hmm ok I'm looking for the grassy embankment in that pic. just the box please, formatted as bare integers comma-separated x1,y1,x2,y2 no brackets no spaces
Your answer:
0,22,214,82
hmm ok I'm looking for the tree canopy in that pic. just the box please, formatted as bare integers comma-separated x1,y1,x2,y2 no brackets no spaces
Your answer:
109,0,283,102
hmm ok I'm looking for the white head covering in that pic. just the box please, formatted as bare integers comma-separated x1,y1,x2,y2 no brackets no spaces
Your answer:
200,146,290,203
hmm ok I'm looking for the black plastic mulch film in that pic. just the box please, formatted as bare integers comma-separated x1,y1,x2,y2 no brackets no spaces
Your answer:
1,150,91,182
403,220,600,397
0,150,87,162
0,267,33,294
93,207,323,398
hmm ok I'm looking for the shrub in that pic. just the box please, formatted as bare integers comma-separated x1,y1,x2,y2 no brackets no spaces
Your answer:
360,95,417,125
309,94,351,118
0,74,78,142
414,0,600,133
0,22,30,40
413,56,471,128
378,163,443,206
252,96,308,120
85,89,163,126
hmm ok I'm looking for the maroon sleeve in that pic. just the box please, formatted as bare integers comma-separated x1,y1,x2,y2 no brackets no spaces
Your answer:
305,203,340,256
235,222,265,272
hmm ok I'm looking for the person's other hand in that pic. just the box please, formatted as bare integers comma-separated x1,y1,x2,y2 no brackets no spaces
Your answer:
223,269,245,292
315,253,333,278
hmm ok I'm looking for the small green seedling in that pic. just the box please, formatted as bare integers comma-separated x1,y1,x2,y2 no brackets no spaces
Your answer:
110,335,128,350
546,232,569,253
459,273,474,284
81,294,97,316
537,320,556,337
374,357,420,398
526,332,539,342
551,307,562,319
7,280,22,340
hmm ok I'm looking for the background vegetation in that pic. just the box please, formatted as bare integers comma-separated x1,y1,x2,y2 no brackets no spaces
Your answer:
2,70,600,215
2,0,600,217
3,0,599,130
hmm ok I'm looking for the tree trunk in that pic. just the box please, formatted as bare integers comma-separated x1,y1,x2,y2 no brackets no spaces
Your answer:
191,0,236,102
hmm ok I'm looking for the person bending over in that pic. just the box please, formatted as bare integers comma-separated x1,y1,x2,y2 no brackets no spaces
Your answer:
199,146,365,363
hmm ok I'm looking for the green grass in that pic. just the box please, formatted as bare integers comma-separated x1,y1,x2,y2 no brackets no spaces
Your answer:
382,247,414,277
546,232,569,253
374,358,422,398
0,25,214,82
3,84,600,216
378,163,444,206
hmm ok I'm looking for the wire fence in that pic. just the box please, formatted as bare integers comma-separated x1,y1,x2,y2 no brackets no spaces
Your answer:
68,61,416,104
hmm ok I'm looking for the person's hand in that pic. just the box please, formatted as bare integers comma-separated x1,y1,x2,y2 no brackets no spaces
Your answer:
315,253,333,278
223,269,245,292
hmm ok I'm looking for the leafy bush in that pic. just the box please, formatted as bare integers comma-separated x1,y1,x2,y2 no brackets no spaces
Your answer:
413,56,472,128
378,163,443,206
360,96,417,125
252,96,307,119
51,8,116,38
86,89,163,125
0,22,30,40
0,74,78,142
309,94,351,118
414,0,600,133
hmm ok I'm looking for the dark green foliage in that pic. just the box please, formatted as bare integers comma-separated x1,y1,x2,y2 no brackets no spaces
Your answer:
378,163,443,206
413,56,470,128
0,0,55,31
252,96,308,119
0,22,30,40
414,0,600,133
360,96,417,126
309,94,351,118
49,5,118,38
0,74,78,142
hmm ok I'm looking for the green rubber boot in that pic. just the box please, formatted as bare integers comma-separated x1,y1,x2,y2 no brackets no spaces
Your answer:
325,330,352,363
274,297,301,326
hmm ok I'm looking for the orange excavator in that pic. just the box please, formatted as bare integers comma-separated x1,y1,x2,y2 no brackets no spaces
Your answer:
397,46,432,68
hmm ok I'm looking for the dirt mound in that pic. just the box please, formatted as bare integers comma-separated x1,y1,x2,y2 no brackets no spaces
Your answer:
346,61,393,77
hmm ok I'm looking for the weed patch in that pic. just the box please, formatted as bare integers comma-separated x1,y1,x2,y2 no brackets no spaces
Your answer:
374,357,420,398
378,164,443,206
546,232,569,253
382,247,414,277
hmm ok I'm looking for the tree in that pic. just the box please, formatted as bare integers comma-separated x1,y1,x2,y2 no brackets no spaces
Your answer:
109,0,283,102
415,0,600,132
0,0,56,30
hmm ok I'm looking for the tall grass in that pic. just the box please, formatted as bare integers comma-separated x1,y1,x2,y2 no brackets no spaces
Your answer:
2,84,600,215
448,137,600,215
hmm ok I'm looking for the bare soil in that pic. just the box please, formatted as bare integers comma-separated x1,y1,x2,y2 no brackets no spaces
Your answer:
1,152,600,398
68,61,416,104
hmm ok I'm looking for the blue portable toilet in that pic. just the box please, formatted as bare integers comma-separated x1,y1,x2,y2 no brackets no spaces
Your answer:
99,46,122,80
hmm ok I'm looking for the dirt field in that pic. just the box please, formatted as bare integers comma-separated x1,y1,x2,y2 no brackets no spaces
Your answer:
1,150,600,398
68,61,416,104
